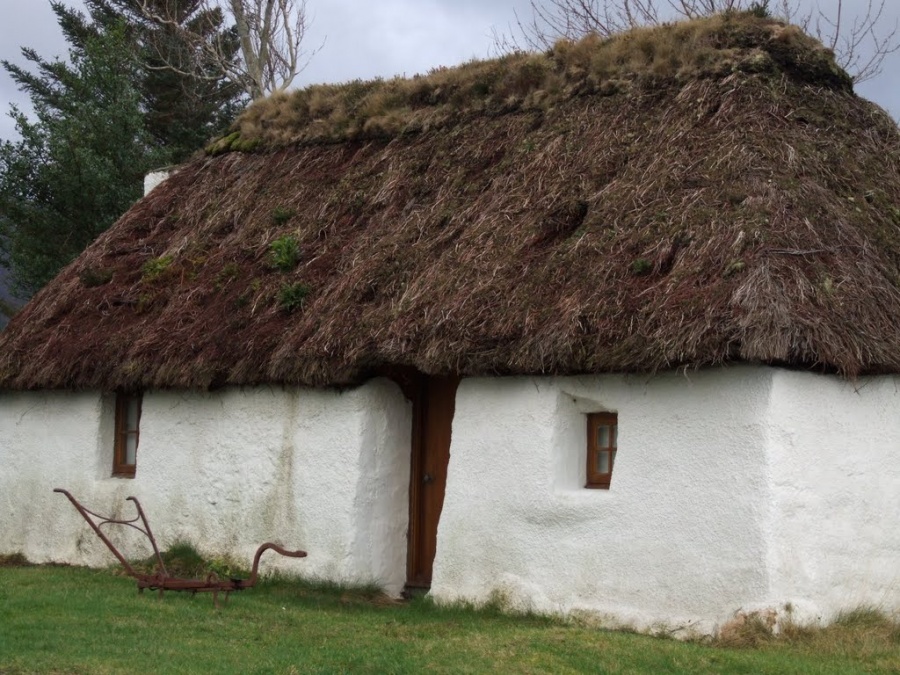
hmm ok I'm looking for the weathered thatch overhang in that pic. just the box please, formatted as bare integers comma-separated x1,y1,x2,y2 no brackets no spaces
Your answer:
2,13,900,390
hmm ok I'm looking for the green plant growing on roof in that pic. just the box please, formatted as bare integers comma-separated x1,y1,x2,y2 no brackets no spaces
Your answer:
215,262,240,290
205,132,240,156
630,258,652,276
136,292,155,313
724,260,746,277
269,235,299,272
141,255,173,282
79,267,113,288
272,206,296,225
747,1,771,18
278,282,311,312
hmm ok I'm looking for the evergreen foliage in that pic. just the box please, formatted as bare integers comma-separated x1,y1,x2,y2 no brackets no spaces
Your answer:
0,23,161,295
95,0,244,159
17,1,245,160
0,1,243,297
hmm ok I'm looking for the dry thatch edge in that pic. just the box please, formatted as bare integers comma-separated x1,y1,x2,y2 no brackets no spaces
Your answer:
208,12,852,153
1,22,899,391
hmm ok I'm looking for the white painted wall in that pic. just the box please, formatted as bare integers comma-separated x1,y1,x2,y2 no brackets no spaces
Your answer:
431,368,774,633
0,391,109,563
3,367,900,628
430,368,900,633
0,380,411,594
764,371,900,623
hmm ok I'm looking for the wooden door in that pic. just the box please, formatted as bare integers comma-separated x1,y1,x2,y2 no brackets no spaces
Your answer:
407,375,459,588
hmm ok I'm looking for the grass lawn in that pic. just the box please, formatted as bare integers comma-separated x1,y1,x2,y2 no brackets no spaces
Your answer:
1,565,899,674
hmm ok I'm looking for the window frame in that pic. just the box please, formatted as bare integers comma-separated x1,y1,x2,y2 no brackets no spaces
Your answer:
585,412,617,489
112,392,142,478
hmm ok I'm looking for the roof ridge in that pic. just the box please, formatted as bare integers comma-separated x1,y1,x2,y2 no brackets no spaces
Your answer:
208,12,851,154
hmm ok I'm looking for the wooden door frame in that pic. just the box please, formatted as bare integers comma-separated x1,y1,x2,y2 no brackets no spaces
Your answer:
381,370,459,589
380,367,458,588
405,378,428,587
377,366,429,587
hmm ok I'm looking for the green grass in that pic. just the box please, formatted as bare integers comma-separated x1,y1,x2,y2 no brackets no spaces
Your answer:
1,566,899,674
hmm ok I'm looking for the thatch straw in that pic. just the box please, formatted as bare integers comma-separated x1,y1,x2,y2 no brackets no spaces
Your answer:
215,13,850,151
1,13,899,391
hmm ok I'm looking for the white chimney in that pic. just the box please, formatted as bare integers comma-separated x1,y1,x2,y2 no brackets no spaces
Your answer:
143,169,176,196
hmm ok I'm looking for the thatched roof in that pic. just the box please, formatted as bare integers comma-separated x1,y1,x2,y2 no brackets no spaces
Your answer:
2,13,900,391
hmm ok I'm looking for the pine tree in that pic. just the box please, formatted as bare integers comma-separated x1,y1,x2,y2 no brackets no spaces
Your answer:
0,1,243,297
0,23,162,295
136,1,245,159
5,1,244,163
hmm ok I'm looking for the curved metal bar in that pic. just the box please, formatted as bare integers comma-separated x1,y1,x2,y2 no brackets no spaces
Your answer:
125,496,167,576
244,543,309,588
54,488,308,606
75,505,142,526
53,488,137,576
54,489,167,576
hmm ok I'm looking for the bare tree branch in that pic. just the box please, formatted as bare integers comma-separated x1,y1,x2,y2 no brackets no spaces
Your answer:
136,0,318,100
797,0,900,83
500,0,899,83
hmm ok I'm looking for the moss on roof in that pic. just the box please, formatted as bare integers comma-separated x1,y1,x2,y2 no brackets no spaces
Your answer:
211,12,851,153
1,13,899,391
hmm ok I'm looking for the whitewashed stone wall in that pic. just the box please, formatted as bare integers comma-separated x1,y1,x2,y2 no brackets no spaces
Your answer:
432,368,773,633
0,379,411,594
3,367,900,627
430,368,900,633
764,371,900,623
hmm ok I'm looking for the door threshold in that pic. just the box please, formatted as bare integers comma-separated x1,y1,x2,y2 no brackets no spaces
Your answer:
401,584,431,600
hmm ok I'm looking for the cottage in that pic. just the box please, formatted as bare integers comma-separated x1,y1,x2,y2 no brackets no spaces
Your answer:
2,13,900,633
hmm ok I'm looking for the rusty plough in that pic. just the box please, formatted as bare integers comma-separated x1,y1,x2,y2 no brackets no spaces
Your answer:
54,488,307,606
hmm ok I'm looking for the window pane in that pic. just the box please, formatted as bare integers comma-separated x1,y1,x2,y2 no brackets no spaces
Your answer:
595,449,610,474
612,425,617,448
597,425,610,448
125,433,137,465
126,397,139,431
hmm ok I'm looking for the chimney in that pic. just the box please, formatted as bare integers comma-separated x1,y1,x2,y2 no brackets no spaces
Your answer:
143,169,175,196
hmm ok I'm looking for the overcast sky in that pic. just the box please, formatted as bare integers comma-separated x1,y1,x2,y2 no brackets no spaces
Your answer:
1,0,898,143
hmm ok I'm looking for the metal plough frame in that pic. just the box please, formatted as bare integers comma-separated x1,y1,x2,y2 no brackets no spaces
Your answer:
54,488,307,606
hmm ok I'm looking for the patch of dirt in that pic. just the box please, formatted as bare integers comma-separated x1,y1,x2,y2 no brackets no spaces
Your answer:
0,553,32,567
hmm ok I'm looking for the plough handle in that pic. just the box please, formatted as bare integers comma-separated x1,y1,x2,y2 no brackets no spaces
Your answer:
53,488,138,577
247,543,308,587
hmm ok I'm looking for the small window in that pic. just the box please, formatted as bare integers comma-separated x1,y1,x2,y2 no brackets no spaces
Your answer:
586,412,617,489
113,392,142,478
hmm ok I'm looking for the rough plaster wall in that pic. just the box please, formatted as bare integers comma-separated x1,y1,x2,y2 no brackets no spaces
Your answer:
351,379,412,595
765,371,900,622
134,387,307,569
0,391,115,565
0,382,411,591
431,368,774,632
9,368,900,624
